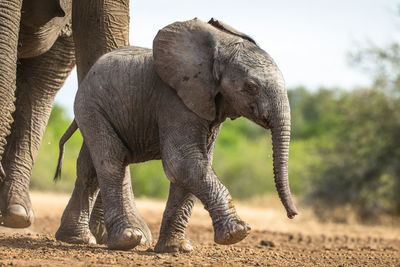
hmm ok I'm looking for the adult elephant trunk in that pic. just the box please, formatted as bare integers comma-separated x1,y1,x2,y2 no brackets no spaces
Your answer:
0,0,23,180
270,98,298,219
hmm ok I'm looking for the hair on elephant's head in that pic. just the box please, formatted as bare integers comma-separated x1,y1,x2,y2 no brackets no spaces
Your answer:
153,18,298,219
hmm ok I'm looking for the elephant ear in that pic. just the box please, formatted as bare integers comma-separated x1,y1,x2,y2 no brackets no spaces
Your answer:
153,18,220,121
208,18,256,45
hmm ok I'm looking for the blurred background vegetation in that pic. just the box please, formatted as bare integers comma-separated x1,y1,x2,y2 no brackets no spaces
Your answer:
31,30,400,224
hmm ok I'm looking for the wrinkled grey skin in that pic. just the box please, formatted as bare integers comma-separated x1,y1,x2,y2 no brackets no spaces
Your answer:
56,18,298,252
0,0,74,228
0,0,152,246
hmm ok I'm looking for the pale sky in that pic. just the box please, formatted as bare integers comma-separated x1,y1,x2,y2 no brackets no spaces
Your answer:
55,0,400,116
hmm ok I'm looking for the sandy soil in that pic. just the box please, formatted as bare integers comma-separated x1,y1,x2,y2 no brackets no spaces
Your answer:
0,192,399,266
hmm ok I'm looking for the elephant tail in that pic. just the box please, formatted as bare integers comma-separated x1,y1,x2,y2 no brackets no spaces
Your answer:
54,119,78,181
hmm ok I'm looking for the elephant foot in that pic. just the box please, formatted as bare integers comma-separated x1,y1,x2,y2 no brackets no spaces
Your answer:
55,227,97,245
214,218,251,245
90,219,108,245
107,228,142,250
90,221,150,247
1,204,34,228
154,234,193,253
0,175,34,228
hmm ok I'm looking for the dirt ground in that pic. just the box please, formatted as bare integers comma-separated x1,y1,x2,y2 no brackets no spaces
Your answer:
0,192,399,266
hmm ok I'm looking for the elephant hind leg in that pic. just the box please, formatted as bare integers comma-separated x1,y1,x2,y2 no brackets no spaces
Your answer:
89,182,153,247
154,182,195,253
89,193,107,245
80,115,142,250
94,164,143,250
56,143,98,245
123,168,153,247
95,162,143,250
0,34,75,228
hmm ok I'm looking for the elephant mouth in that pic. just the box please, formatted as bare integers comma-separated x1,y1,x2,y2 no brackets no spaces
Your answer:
247,103,271,129
247,115,270,130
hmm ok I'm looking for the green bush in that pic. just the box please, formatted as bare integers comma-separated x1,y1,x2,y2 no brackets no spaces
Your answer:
31,105,82,192
131,161,169,198
307,89,400,219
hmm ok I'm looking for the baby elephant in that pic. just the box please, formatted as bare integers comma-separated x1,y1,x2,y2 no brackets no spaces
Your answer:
55,18,298,251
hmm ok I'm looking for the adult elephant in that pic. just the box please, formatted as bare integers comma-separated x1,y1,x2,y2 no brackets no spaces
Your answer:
0,0,151,244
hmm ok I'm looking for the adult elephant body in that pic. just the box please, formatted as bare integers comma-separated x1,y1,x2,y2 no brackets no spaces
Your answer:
0,0,151,245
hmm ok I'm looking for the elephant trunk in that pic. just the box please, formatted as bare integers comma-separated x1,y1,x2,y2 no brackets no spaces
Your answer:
0,0,23,180
270,104,298,219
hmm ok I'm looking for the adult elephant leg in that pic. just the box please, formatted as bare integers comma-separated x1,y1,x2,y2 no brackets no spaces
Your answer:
0,0,23,181
72,0,129,82
154,183,196,253
0,34,75,228
73,0,151,243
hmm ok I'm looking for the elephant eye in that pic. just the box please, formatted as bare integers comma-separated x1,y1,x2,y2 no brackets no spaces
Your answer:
243,82,260,95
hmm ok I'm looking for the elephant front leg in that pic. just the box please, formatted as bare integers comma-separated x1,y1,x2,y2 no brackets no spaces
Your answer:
205,173,251,245
56,144,98,245
154,182,196,253
0,34,75,228
161,140,250,245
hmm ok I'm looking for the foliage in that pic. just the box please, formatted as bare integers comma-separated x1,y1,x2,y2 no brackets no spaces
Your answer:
130,161,169,198
306,89,400,219
349,42,400,94
213,118,274,199
307,41,400,220
31,105,82,192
